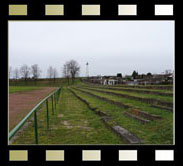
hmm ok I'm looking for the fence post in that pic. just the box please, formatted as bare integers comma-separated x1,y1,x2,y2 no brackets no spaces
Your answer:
56,91,59,103
52,95,54,115
58,88,61,101
46,99,49,129
34,111,38,144
54,94,56,110
57,89,60,102
8,87,62,143
57,88,61,102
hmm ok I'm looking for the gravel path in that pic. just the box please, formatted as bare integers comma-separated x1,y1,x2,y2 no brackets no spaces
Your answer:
9,87,56,130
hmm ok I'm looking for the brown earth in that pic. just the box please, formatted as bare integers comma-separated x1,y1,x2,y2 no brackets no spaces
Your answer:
9,87,56,130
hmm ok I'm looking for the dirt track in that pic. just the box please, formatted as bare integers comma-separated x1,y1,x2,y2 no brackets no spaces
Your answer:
9,87,56,130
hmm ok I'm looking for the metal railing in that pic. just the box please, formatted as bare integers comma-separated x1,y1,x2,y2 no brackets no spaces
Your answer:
9,87,62,144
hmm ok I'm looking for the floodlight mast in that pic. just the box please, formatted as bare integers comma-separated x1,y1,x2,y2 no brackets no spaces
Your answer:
86,62,89,79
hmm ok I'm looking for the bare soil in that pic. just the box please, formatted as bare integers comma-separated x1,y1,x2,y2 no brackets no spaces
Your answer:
9,87,56,130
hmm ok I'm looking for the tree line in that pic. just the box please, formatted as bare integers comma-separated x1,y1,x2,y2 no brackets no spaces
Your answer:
9,60,80,85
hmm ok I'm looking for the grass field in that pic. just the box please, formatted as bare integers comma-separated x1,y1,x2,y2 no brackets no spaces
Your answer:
10,82,173,145
9,86,43,93
113,84,173,90
81,86,173,103
12,88,123,144
9,78,82,87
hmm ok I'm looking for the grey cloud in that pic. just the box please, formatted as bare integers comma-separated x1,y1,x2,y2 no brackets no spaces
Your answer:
9,21,174,78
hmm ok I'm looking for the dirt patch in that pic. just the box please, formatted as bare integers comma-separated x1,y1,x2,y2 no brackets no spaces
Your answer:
84,120,88,124
61,120,91,130
57,114,64,118
130,109,162,120
9,87,56,130
61,120,73,129
79,126,92,131
62,120,69,126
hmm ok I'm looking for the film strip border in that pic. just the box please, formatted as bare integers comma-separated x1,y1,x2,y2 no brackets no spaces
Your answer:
6,0,175,19
7,149,175,162
8,4,174,16
1,1,178,166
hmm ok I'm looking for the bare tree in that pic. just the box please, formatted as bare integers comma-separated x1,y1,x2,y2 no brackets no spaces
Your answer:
9,66,12,79
165,69,172,74
31,64,41,85
13,68,19,85
68,60,80,84
47,66,54,80
53,68,58,82
13,68,19,79
20,64,30,83
63,62,70,85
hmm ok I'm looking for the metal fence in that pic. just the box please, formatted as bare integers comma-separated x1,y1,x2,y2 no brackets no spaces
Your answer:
9,87,62,144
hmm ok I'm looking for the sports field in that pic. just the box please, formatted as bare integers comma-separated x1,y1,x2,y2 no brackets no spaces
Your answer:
9,86,42,94
10,83,173,145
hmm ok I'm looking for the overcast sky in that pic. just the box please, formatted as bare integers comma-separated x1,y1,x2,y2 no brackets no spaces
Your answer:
9,21,174,78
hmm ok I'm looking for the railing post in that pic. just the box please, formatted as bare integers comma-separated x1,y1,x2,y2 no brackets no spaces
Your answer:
54,94,56,110
52,95,54,115
57,89,60,102
34,111,38,144
9,87,62,143
57,88,61,102
58,88,61,101
46,99,49,129
56,91,59,103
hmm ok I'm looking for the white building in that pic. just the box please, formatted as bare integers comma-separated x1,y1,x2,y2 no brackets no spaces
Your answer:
103,79,118,85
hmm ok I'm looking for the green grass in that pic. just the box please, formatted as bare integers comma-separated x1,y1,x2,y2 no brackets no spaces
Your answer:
71,87,173,144
114,84,173,90
85,85,173,94
112,87,173,93
9,78,82,87
10,82,173,145
9,86,43,93
12,88,123,145
82,86,173,103
75,87,172,116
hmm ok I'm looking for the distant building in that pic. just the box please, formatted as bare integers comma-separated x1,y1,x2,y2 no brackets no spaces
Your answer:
103,78,118,85
88,75,120,85
85,72,173,86
134,73,173,85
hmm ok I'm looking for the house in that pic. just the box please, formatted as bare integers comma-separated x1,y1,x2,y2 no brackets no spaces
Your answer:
126,81,139,85
137,73,174,85
103,79,118,85
88,76,102,84
99,76,119,85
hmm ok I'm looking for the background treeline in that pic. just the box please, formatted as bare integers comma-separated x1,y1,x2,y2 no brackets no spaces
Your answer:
9,60,81,86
